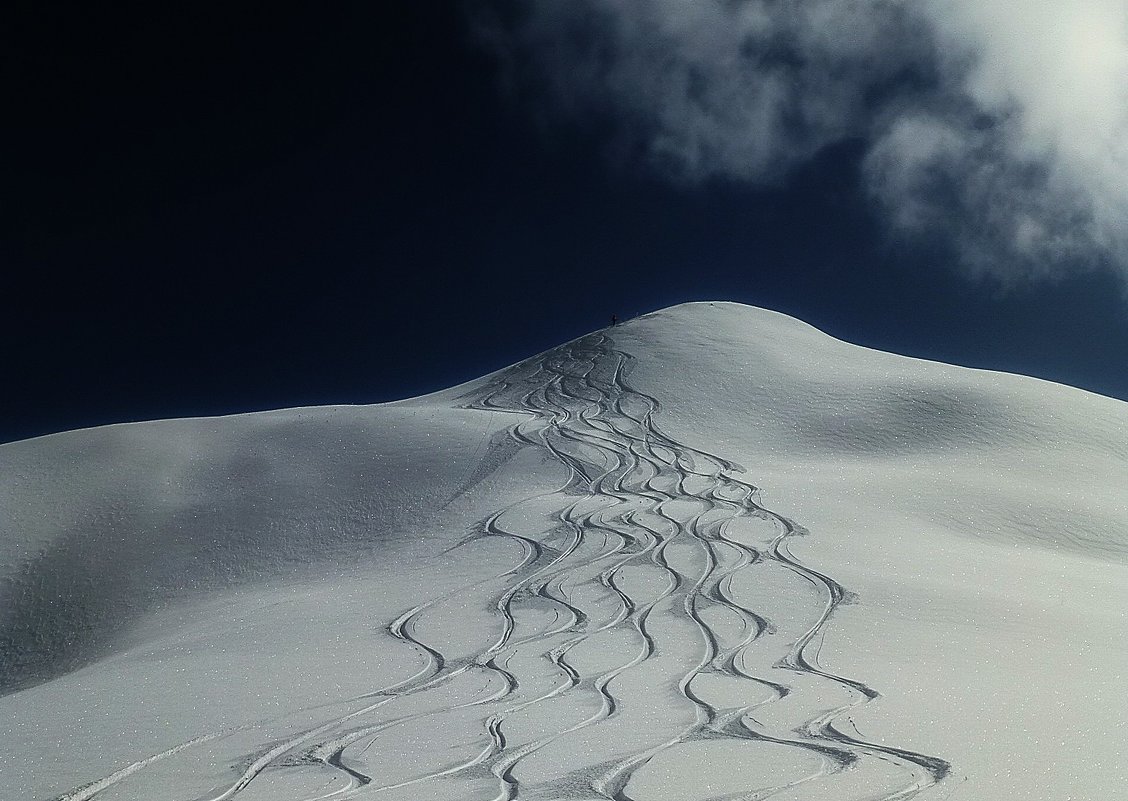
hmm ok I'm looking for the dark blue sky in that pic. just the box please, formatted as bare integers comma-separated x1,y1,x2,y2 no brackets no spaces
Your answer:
3,3,1127,444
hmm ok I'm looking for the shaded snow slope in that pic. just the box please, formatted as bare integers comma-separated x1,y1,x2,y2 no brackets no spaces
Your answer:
2,302,1126,800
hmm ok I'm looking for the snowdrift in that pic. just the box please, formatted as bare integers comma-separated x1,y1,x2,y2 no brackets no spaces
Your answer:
2,302,1126,800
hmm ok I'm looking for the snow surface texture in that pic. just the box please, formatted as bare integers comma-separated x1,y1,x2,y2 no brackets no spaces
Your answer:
2,302,1126,800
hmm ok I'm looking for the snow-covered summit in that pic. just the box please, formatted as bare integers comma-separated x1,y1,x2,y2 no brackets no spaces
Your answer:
3,302,1126,800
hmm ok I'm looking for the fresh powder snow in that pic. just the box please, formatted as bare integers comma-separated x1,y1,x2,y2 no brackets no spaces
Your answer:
2,302,1126,800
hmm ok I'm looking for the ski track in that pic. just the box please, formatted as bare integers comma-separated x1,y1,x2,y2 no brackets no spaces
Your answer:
57,334,950,801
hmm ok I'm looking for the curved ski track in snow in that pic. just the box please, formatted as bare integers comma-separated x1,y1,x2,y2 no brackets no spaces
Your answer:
57,334,950,801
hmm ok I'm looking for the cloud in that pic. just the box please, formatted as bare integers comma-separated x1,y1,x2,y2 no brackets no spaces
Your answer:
480,0,1128,282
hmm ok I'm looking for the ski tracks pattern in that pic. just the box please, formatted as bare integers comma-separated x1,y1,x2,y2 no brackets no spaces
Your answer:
57,334,950,801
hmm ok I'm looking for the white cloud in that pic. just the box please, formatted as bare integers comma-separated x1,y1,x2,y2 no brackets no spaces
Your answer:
484,0,1128,282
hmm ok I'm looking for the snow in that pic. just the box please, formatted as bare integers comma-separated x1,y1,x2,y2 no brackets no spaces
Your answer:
2,301,1126,800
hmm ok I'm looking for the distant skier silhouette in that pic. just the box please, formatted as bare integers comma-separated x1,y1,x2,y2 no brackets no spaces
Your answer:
610,314,618,327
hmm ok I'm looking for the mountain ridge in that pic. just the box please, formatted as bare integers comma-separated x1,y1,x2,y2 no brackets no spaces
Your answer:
3,301,1126,800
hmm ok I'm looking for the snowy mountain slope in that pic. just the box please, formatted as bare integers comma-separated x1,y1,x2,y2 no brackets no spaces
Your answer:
2,302,1126,800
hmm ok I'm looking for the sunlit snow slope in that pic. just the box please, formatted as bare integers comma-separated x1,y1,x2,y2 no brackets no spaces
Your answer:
2,302,1126,801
